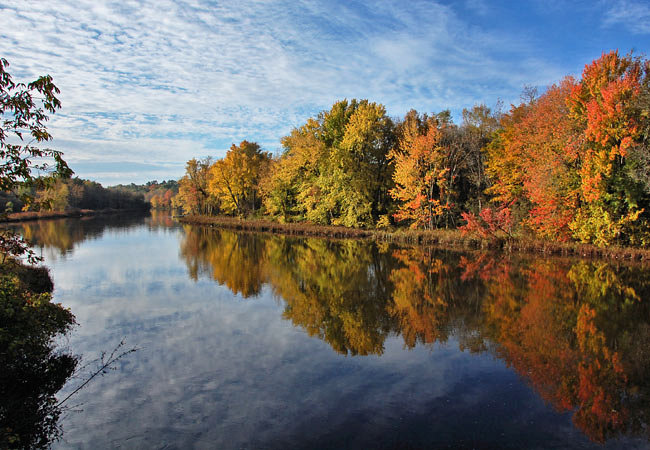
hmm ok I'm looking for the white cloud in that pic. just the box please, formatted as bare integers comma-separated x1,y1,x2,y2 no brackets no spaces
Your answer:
0,0,591,183
603,0,650,34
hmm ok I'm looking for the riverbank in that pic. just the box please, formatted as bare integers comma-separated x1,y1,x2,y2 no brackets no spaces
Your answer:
0,208,149,223
178,214,650,261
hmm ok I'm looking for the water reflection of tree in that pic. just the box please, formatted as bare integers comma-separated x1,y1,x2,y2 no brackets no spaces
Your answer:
180,226,266,297
389,247,487,351
148,209,175,229
268,238,395,355
179,226,650,443
461,255,650,443
0,268,78,449
8,213,148,257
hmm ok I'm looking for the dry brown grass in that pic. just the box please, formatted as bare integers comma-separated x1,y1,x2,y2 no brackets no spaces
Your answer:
178,215,374,239
503,237,650,260
178,215,650,261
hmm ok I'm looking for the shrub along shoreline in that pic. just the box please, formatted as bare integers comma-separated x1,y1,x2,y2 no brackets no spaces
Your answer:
177,215,650,261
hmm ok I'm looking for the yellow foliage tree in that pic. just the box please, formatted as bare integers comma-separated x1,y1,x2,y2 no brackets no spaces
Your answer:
210,141,270,216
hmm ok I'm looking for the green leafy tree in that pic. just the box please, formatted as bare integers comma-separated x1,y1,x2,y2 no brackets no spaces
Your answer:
0,58,72,196
0,58,72,263
265,99,395,227
331,101,395,227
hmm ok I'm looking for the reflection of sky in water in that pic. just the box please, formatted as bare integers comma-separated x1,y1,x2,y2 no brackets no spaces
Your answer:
43,219,644,449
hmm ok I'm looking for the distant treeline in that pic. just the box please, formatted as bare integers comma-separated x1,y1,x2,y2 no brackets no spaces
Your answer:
172,50,650,247
112,180,179,210
1,179,183,214
1,177,149,212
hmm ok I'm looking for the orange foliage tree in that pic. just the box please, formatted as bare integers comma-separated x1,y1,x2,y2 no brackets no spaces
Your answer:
389,114,450,229
483,51,649,245
483,79,580,240
567,51,649,245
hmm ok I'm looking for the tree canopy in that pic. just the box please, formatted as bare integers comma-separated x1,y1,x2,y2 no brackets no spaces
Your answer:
172,51,650,248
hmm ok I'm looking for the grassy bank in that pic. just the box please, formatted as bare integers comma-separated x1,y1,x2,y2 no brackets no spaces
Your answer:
178,214,650,261
177,215,376,239
0,208,149,223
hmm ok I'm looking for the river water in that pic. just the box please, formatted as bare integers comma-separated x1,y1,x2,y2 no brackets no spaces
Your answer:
10,212,650,449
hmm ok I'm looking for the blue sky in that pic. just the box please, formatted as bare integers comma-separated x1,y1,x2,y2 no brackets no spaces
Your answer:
1,0,649,185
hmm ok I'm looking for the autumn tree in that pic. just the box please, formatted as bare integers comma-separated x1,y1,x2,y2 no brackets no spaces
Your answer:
520,79,581,239
35,179,69,211
162,189,173,208
567,51,649,245
389,111,450,229
261,118,326,222
176,157,217,215
209,140,271,216
483,79,580,240
331,101,396,227
484,103,530,207
390,107,503,230
264,99,396,227
482,52,650,245
259,157,293,222
150,194,161,209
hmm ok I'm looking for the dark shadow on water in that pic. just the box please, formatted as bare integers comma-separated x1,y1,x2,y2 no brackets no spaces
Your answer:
0,264,78,449
0,262,137,449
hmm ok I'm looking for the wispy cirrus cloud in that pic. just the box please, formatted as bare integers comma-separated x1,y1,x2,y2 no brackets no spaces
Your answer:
1,0,647,184
603,0,650,35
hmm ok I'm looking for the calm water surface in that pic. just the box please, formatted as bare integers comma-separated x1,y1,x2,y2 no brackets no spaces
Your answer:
11,212,650,449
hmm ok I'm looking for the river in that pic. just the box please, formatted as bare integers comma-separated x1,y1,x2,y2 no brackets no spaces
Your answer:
8,211,650,449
